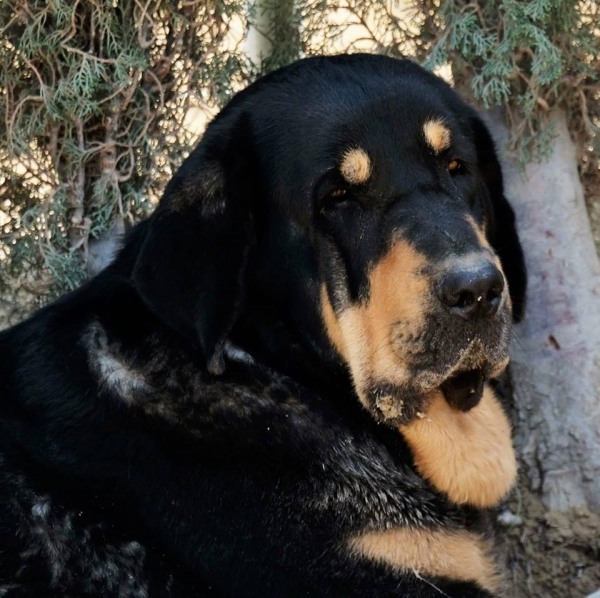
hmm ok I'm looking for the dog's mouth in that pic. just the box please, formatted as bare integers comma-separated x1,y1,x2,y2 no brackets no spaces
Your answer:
440,367,486,412
368,333,510,422
370,364,491,423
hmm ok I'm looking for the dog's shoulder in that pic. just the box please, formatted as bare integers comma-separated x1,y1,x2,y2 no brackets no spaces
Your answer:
0,285,464,595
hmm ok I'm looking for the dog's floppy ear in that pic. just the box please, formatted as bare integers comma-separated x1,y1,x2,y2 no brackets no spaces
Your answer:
470,115,527,322
133,113,256,374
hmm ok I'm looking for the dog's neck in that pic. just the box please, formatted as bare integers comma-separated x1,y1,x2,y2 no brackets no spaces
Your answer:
231,295,353,399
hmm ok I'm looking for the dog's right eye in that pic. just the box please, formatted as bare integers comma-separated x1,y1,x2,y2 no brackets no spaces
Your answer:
448,159,467,176
315,175,356,212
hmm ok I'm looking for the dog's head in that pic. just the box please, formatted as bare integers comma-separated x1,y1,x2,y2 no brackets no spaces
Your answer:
133,55,526,424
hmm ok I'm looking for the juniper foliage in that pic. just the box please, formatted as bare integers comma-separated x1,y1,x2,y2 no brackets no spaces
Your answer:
0,0,248,311
0,0,598,313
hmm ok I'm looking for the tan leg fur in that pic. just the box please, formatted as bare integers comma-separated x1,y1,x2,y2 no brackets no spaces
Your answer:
348,527,502,594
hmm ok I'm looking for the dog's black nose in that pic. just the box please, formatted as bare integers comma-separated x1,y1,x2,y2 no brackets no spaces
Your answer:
439,261,504,320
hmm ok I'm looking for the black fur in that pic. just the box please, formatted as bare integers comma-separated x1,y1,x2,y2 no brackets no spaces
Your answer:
0,54,526,597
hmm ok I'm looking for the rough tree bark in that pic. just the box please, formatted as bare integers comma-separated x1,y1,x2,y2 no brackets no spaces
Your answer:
487,110,600,511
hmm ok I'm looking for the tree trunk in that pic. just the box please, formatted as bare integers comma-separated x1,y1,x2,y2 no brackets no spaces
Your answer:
487,110,600,511
245,0,273,64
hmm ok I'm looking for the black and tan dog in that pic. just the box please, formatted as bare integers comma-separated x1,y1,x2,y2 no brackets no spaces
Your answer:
0,54,526,597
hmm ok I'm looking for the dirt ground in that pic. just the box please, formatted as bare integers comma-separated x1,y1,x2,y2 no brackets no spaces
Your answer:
502,478,600,598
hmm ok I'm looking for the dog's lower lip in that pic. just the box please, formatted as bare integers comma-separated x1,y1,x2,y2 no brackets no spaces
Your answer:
440,368,485,412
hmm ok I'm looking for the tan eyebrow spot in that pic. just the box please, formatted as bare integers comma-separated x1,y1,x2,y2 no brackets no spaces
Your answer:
423,119,451,154
340,148,371,184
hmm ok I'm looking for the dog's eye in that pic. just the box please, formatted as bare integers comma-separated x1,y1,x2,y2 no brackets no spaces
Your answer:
316,179,356,213
322,189,351,208
448,159,465,175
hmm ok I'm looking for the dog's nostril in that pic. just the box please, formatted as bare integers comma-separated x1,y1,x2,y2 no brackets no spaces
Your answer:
487,286,502,303
453,290,475,309
439,261,504,320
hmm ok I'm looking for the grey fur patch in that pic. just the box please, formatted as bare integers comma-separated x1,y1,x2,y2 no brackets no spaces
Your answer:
84,322,152,402
4,488,150,597
224,342,255,366
31,497,51,519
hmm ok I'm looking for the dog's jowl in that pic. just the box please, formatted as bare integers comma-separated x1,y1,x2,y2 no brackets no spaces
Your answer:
0,54,526,597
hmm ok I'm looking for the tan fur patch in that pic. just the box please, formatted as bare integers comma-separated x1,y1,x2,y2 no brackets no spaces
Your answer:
423,119,451,154
320,241,430,408
348,527,501,594
320,286,349,362
340,148,371,184
399,385,517,508
465,215,512,314
465,214,491,249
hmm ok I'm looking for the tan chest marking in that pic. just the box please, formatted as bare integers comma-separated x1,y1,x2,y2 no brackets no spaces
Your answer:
348,527,501,594
399,385,517,508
